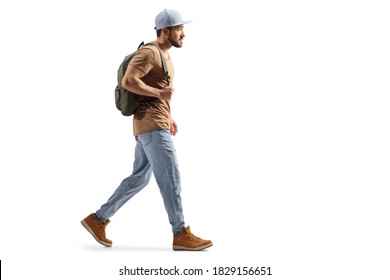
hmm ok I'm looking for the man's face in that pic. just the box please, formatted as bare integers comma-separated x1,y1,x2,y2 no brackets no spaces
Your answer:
168,25,185,48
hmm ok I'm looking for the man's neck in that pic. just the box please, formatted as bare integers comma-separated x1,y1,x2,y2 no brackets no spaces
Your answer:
155,38,171,54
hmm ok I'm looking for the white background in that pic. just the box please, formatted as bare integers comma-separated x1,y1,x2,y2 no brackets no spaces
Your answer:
0,0,389,279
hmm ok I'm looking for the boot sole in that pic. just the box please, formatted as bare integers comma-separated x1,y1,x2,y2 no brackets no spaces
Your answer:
173,242,213,251
81,219,112,247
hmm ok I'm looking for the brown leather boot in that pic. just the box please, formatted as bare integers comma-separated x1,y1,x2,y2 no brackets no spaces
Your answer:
81,213,112,247
173,226,213,251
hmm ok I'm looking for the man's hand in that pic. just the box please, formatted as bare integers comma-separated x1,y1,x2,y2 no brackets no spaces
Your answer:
159,86,174,101
170,117,178,136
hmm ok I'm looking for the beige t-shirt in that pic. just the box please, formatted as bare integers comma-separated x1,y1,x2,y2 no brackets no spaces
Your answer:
129,45,174,136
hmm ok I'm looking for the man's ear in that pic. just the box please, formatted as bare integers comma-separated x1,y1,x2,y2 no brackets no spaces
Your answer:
162,28,171,36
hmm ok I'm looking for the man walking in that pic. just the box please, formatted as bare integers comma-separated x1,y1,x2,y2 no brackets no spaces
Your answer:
81,9,212,251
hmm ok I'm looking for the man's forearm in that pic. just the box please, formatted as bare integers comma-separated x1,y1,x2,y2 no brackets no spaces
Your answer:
122,76,160,98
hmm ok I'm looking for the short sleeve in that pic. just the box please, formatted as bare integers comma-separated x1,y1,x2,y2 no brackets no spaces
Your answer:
129,47,157,75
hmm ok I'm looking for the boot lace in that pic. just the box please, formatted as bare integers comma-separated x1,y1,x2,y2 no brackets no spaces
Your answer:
185,232,201,242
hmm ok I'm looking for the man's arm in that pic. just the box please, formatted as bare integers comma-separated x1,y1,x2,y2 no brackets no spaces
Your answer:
121,65,173,101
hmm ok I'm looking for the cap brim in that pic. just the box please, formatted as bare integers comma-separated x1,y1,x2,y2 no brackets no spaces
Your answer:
173,20,193,26
155,20,193,30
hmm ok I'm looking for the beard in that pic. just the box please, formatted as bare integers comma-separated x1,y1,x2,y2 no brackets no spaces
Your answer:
168,35,183,48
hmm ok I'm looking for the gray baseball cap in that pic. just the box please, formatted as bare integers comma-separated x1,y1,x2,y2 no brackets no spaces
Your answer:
154,9,192,30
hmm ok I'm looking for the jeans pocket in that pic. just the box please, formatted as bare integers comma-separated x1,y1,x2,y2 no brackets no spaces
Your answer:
138,132,153,147
159,129,176,153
